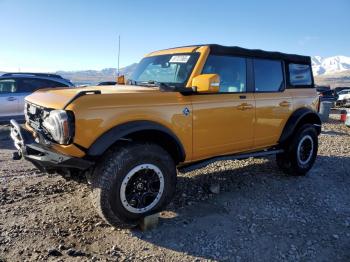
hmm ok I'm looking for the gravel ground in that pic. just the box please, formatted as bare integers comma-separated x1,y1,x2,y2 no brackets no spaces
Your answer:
0,115,349,262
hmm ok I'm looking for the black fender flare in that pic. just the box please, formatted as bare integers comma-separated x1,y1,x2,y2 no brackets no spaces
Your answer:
87,120,186,161
279,108,321,145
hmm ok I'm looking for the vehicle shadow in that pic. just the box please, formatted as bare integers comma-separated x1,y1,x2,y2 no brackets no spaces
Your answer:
0,139,15,150
131,155,350,261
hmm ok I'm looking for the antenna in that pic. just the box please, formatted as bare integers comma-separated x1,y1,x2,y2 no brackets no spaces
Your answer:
117,35,121,77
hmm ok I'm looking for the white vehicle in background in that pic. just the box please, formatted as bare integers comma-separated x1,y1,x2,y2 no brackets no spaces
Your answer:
337,89,350,101
336,89,350,107
0,73,74,124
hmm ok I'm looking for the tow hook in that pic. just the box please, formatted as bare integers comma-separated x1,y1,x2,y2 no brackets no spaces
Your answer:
12,151,22,160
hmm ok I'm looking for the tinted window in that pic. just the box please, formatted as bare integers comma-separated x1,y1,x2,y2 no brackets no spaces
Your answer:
43,80,68,88
17,79,46,92
289,63,312,86
254,59,284,92
339,90,350,95
17,78,66,93
202,55,246,93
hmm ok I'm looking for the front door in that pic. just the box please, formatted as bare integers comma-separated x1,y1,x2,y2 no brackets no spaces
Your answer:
191,55,255,160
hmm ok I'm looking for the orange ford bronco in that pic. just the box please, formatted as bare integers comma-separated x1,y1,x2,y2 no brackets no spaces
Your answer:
10,44,321,227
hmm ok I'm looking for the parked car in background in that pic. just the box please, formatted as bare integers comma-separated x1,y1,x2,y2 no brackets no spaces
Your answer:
336,89,350,107
334,86,350,95
319,89,338,103
316,85,330,93
0,73,74,124
98,81,117,86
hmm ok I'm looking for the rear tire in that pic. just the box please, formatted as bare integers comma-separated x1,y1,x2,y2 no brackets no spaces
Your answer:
90,142,176,228
276,124,318,176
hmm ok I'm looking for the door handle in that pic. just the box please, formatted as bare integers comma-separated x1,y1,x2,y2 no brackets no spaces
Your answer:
7,97,17,101
279,101,290,107
237,103,254,110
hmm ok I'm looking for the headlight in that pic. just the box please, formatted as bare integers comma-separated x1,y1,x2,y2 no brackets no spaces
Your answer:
42,110,74,144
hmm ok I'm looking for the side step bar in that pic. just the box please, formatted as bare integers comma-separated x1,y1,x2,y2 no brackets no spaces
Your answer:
178,149,284,173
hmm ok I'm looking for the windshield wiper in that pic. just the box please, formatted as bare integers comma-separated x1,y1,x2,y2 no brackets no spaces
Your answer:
138,80,174,91
128,79,172,90
136,80,194,94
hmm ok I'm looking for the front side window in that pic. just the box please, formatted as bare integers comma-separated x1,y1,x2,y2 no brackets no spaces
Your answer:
202,55,246,93
289,63,312,86
130,53,199,87
254,59,284,92
0,79,17,93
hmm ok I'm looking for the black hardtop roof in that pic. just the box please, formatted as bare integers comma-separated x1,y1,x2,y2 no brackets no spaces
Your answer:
164,44,311,64
208,44,311,64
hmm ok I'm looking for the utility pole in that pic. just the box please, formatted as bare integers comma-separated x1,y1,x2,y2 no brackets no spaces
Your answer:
117,35,121,77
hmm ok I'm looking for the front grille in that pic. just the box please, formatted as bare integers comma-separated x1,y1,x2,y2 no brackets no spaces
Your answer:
25,102,51,131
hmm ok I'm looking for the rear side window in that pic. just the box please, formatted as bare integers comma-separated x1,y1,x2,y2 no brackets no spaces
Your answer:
202,55,246,93
17,78,67,93
289,63,312,86
18,79,47,93
43,80,68,88
253,59,284,92
0,79,17,93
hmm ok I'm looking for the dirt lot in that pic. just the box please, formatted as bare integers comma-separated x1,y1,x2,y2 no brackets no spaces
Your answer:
0,116,350,262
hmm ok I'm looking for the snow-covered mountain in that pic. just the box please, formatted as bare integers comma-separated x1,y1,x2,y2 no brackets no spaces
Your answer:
312,55,350,76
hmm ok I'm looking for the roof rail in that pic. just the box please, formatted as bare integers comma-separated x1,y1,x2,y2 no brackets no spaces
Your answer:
2,72,63,79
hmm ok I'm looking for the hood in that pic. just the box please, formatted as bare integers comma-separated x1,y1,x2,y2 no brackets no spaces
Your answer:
25,85,159,109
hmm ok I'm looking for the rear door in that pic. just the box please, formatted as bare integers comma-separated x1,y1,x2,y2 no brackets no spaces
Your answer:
253,58,293,149
0,78,20,118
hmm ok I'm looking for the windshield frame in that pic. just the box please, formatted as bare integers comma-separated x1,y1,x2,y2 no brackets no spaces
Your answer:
129,52,200,88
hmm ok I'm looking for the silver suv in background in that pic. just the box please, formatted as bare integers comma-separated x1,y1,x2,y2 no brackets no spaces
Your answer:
0,73,74,124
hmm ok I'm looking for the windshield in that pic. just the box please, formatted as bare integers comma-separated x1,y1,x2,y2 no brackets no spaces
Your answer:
130,53,199,87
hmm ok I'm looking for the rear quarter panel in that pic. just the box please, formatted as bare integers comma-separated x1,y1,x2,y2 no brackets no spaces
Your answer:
290,88,319,112
253,88,318,150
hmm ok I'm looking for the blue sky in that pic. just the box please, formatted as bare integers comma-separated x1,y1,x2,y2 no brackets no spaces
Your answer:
0,0,349,72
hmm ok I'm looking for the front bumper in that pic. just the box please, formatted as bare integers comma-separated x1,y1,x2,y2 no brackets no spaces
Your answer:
10,119,93,172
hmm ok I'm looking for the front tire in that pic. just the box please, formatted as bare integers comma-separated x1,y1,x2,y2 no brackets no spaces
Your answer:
91,142,176,228
276,124,318,176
